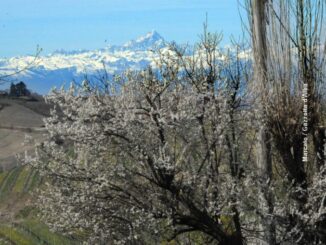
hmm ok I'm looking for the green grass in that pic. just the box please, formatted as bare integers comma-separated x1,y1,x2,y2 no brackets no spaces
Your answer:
12,166,31,193
0,166,82,245
25,169,42,191
0,167,22,198
0,221,80,245
0,225,39,245
0,171,7,183
0,166,40,198
18,220,77,245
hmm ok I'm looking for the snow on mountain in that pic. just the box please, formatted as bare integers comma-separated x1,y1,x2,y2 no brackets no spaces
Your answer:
0,31,167,94
0,31,251,94
51,49,90,56
122,30,165,51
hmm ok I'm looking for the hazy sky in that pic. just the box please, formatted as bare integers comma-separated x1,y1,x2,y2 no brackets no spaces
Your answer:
0,0,246,57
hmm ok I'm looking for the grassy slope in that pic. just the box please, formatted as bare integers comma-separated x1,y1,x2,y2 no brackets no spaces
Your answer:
0,97,47,171
0,97,81,245
0,166,81,245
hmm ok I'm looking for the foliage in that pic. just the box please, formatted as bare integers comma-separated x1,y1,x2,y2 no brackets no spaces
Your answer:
9,82,31,97
29,30,254,244
26,2,326,244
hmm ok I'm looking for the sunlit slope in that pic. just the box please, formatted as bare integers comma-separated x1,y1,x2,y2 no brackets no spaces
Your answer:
0,165,80,245
0,99,79,245
0,98,46,170
0,98,44,128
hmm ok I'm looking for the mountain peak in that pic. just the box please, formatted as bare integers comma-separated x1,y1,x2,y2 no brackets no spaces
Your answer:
135,30,163,42
123,31,165,51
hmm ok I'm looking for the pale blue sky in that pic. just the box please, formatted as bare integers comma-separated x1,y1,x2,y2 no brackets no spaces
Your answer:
0,0,246,57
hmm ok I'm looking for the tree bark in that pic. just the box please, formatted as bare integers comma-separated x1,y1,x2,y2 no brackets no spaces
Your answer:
251,0,276,244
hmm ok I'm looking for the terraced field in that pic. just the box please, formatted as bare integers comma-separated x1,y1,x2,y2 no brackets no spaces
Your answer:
0,97,85,244
0,166,81,245
0,165,40,200
0,221,77,245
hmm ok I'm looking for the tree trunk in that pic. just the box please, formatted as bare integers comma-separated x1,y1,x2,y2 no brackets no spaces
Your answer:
251,0,276,244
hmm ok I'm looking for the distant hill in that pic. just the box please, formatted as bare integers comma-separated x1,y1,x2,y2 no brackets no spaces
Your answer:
0,96,82,244
0,96,50,171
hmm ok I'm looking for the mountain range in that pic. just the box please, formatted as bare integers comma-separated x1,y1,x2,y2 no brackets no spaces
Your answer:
0,31,251,94
0,31,167,94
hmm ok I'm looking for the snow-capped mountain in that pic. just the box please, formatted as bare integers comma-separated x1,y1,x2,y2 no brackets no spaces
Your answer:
121,30,165,51
0,31,167,94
